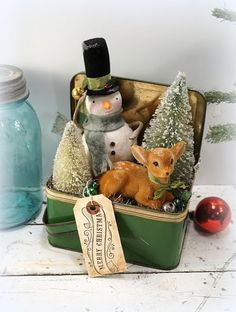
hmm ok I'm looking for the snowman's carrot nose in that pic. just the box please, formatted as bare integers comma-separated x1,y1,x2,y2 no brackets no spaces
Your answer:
103,101,112,110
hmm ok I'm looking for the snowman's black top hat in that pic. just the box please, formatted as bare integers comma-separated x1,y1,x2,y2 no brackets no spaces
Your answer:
82,38,119,95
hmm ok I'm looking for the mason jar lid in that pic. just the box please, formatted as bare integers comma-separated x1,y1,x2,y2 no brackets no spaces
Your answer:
0,64,29,104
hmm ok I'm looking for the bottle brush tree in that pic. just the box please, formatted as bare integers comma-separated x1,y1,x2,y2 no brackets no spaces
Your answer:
53,121,92,195
142,72,195,187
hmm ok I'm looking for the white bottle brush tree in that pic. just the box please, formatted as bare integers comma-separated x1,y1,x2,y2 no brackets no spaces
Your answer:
53,121,92,195
142,72,195,188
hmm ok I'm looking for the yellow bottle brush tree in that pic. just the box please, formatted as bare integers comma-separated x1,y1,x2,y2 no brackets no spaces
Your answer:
53,121,92,195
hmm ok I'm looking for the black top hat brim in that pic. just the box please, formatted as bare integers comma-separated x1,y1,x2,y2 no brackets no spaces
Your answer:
85,79,119,96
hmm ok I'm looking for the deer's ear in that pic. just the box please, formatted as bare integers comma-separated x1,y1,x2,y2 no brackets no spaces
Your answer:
171,141,186,160
131,145,149,165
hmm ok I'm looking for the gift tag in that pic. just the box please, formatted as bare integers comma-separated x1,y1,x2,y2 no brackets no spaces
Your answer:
73,194,127,277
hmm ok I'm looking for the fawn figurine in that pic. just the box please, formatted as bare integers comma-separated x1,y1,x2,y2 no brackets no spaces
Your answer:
99,141,186,209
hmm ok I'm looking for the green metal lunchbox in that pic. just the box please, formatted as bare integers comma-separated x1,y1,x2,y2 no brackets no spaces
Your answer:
44,74,206,270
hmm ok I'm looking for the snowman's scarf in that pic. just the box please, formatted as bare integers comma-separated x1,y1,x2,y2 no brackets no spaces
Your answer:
83,109,125,176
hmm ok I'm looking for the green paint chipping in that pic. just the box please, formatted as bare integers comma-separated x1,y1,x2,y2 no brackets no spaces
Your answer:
206,123,236,143
212,8,236,22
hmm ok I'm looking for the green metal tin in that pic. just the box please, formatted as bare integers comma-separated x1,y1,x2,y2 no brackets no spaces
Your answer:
44,197,189,269
44,75,206,270
45,186,189,269
115,211,188,269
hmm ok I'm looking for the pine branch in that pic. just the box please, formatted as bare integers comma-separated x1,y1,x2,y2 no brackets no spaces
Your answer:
212,8,236,22
51,112,69,135
205,123,236,143
204,90,236,104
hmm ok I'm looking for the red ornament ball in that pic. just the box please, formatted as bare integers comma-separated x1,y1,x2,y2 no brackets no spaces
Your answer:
194,197,231,233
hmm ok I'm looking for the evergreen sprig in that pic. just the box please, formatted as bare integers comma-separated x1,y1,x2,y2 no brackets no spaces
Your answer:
204,90,236,104
208,7,236,144
212,8,236,22
51,112,69,135
205,123,236,143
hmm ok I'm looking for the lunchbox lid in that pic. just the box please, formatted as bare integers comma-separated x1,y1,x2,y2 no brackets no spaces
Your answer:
70,73,206,163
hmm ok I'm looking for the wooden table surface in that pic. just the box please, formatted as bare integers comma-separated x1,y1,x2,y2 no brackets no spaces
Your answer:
0,185,235,312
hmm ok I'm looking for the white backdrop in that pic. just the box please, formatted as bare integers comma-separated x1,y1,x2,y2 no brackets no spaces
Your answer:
1,0,236,185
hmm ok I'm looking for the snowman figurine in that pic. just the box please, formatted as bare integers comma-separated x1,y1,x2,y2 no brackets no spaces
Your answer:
73,38,143,177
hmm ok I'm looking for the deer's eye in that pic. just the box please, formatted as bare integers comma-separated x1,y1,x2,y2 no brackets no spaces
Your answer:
153,161,159,167
170,159,174,164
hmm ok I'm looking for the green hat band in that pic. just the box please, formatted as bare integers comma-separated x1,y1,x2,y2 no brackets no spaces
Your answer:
87,73,111,91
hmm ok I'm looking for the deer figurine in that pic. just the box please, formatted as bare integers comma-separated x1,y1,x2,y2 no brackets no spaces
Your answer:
99,141,186,209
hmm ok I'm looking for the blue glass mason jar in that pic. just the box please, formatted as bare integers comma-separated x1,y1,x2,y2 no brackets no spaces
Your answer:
0,65,42,229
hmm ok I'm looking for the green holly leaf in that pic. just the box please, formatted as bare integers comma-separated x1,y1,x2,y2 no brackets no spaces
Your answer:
180,191,192,202
154,189,167,199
